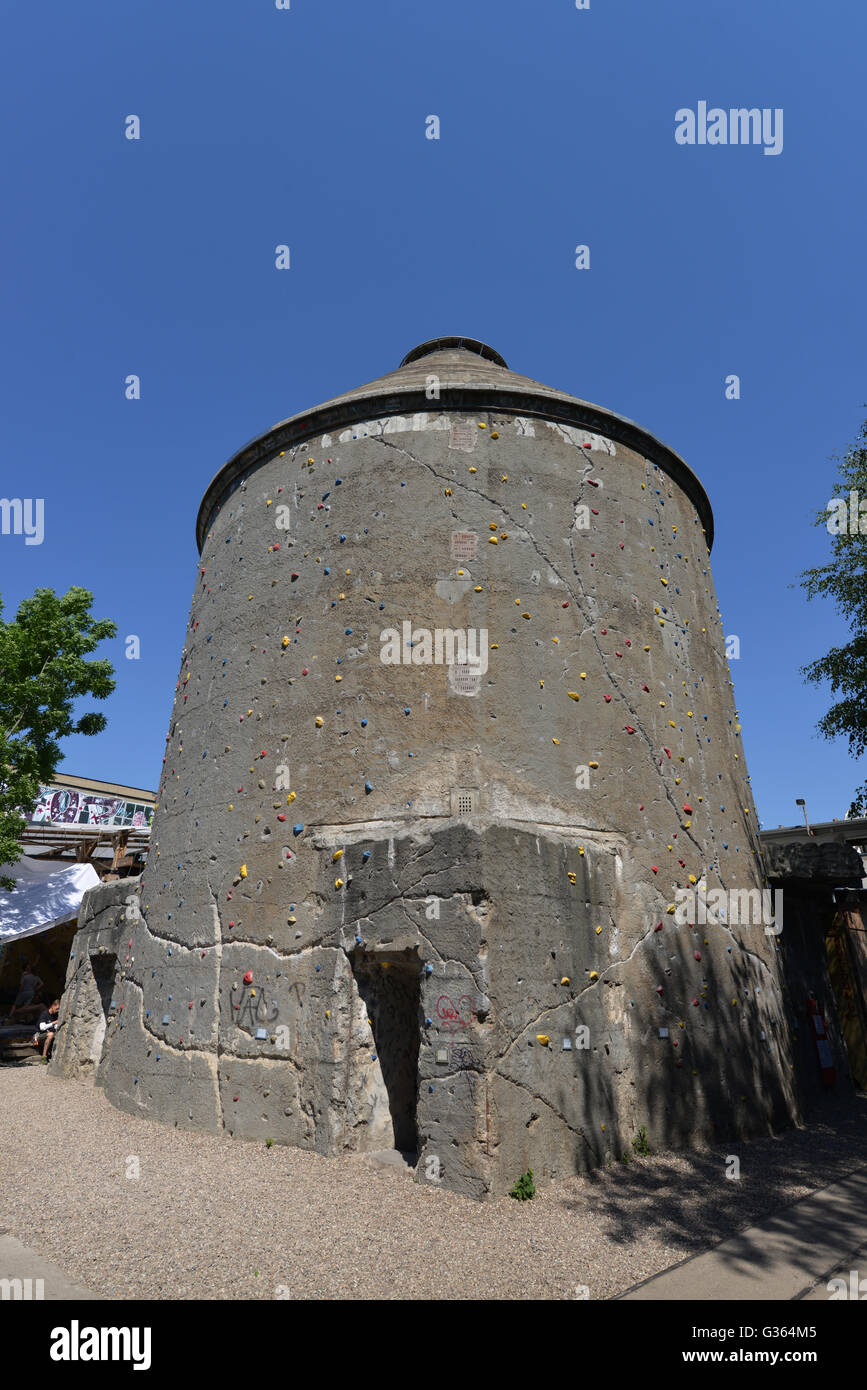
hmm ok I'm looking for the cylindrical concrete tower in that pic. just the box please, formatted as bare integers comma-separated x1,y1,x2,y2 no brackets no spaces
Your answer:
96,338,797,1197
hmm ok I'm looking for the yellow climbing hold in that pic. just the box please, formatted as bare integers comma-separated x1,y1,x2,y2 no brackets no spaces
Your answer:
335,878,344,889
578,846,585,856
444,488,452,496
568,691,580,701
688,874,697,885
661,578,668,586
287,791,296,803
315,716,324,727
474,585,482,592
491,431,499,439
536,1034,550,1046
500,475,508,483
666,903,676,914
478,422,486,429
521,502,527,509
332,849,344,862
490,643,499,649
522,612,531,620
567,872,577,883
589,971,599,982
335,675,342,682
281,636,290,648
561,976,571,985
240,864,248,878
552,737,560,745
489,523,498,530
595,926,602,935
468,465,477,473
488,536,498,544
266,499,272,506
589,760,599,769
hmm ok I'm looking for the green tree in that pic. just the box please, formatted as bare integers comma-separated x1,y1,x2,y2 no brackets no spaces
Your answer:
799,415,867,814
0,587,116,887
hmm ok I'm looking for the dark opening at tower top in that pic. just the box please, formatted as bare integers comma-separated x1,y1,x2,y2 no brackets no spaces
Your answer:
399,338,509,370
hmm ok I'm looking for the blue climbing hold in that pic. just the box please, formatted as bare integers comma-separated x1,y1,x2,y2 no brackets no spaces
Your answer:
293,824,304,835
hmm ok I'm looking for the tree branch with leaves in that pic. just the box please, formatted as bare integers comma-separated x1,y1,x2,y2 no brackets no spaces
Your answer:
799,414,867,815
0,587,117,888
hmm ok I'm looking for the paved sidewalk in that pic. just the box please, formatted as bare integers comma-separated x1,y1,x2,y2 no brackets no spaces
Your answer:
619,1166,867,1300
0,1231,100,1300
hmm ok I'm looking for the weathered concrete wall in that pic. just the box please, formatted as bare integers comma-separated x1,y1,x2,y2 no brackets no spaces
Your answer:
57,345,802,1197
51,878,135,1080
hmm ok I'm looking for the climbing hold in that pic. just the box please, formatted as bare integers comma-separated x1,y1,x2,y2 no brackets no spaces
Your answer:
604,694,612,703
240,864,247,878
293,823,304,835
335,878,344,889
315,716,324,727
567,691,580,701
589,971,599,982
243,971,253,985
332,849,344,862
536,1034,550,1046
364,780,373,794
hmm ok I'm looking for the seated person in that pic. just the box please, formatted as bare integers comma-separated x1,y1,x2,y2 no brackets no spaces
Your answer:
34,1000,60,1061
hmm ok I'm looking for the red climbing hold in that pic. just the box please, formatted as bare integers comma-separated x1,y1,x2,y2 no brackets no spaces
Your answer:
291,572,300,580
655,985,664,995
651,866,659,874
587,478,599,486
244,971,253,984
624,725,635,734
561,602,569,608
654,920,663,930
694,951,702,961
663,747,672,759
604,694,612,703
683,803,693,813
277,813,286,821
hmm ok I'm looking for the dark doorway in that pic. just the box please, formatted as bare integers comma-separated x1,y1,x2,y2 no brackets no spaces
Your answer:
91,953,118,1018
351,952,420,1155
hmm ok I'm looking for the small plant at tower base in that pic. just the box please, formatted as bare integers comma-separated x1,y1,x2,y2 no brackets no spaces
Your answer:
632,1125,652,1156
509,1169,536,1201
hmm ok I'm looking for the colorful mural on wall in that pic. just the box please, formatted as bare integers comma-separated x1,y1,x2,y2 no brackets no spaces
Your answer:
29,787,154,830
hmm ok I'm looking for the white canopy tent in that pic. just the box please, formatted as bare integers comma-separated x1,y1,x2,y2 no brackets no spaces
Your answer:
0,856,99,945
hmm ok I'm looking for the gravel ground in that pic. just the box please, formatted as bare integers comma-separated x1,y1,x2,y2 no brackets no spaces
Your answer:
3,1067,867,1300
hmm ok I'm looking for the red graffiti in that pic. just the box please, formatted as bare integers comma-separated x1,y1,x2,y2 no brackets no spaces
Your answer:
436,995,475,1033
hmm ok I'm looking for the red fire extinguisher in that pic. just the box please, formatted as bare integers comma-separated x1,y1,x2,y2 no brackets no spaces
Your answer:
808,996,836,1088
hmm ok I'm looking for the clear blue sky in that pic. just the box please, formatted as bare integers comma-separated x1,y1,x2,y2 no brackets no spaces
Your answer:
2,0,864,828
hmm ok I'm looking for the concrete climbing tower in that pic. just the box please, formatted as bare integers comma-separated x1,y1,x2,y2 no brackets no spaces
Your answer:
63,337,799,1197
